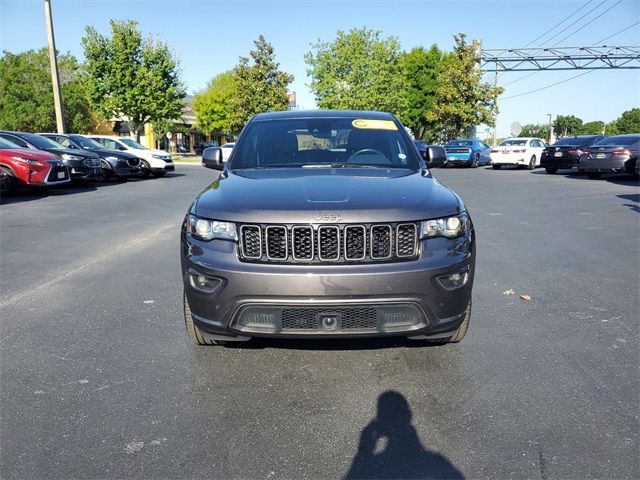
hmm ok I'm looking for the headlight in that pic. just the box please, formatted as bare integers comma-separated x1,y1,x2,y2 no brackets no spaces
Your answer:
152,154,170,160
61,153,82,162
104,156,119,161
11,156,43,167
187,215,237,242
420,213,470,239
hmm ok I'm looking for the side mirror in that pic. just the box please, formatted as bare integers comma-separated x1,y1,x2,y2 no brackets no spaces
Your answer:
202,147,223,170
118,146,127,151
425,145,446,168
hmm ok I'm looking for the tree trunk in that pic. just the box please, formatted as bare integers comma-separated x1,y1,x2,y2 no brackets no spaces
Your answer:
135,124,144,143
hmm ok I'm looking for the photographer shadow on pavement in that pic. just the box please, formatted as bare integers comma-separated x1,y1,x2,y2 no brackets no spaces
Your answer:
345,391,464,480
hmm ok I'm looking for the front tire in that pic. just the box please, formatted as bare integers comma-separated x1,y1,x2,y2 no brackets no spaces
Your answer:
492,164,502,170
471,154,479,168
528,155,536,170
545,167,558,174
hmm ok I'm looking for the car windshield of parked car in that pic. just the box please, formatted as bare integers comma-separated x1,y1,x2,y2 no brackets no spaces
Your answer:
20,133,65,150
70,135,103,149
0,138,20,149
230,117,419,170
119,138,149,150
593,136,639,146
445,140,472,147
499,139,527,146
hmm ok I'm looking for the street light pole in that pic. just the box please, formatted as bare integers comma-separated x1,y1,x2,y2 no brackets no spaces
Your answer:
492,64,498,147
547,114,554,144
44,0,65,133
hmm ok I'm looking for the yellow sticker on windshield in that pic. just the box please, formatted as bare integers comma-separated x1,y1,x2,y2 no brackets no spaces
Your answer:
351,119,398,130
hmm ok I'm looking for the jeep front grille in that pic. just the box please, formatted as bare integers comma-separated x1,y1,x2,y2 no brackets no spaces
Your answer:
239,223,418,264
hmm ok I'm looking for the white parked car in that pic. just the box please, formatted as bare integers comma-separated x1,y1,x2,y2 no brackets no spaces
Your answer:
221,142,235,163
490,137,547,170
88,135,174,177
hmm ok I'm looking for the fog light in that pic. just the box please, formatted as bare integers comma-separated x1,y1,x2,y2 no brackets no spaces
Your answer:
436,268,469,291
188,272,222,293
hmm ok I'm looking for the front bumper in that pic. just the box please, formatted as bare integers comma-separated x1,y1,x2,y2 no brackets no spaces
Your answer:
66,160,102,180
181,229,475,339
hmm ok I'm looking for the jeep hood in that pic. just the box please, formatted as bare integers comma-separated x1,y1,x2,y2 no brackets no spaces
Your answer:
193,168,464,224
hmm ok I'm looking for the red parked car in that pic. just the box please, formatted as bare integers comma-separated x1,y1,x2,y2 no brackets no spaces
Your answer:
0,137,70,191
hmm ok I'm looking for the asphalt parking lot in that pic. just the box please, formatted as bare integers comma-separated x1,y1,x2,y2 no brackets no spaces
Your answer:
1,165,638,479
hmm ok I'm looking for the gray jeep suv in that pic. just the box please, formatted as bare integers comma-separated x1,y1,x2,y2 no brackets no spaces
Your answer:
181,110,475,346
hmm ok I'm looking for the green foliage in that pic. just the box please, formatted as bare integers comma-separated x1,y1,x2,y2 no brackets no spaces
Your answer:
82,20,186,141
554,115,583,137
519,123,549,139
399,45,445,140
428,34,503,139
193,71,237,135
605,121,619,135
0,48,95,132
305,28,407,115
580,120,605,135
231,36,293,132
610,108,640,134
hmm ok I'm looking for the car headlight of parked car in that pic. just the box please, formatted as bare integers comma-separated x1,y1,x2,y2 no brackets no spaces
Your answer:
187,215,238,242
152,154,171,160
11,156,44,167
420,213,470,239
61,153,83,162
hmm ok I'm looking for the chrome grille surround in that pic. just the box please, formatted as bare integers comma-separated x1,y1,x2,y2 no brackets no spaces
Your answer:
240,225,262,259
370,225,393,260
396,223,418,258
318,226,340,261
265,225,288,260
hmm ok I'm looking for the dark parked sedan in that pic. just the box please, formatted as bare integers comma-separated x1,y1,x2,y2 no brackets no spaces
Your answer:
40,133,141,180
0,131,101,181
541,135,605,174
580,134,639,179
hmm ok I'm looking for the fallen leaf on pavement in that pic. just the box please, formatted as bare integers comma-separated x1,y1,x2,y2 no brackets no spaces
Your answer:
502,289,516,295
519,295,532,301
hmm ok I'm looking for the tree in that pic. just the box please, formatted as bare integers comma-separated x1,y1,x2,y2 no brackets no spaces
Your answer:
610,108,640,134
519,124,548,139
428,34,503,139
82,20,186,142
193,71,237,135
579,120,605,135
554,115,582,137
305,28,406,115
399,45,445,139
231,36,293,131
0,48,95,132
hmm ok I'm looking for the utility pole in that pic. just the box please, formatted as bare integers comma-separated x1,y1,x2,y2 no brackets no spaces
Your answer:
44,0,64,133
547,114,553,144
492,64,498,147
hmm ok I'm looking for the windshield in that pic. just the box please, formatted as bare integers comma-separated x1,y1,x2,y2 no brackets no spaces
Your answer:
70,135,103,149
499,139,527,146
20,133,64,150
594,136,639,146
230,117,419,170
119,138,148,150
445,140,472,147
0,138,20,149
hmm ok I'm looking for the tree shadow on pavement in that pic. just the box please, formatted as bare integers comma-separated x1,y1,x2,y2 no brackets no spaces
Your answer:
345,390,464,479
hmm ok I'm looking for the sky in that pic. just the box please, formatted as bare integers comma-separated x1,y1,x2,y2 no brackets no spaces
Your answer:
1,0,639,137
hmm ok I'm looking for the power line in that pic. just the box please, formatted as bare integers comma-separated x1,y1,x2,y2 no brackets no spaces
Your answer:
593,20,640,44
523,0,594,48
551,0,624,46
501,70,594,100
541,0,608,46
